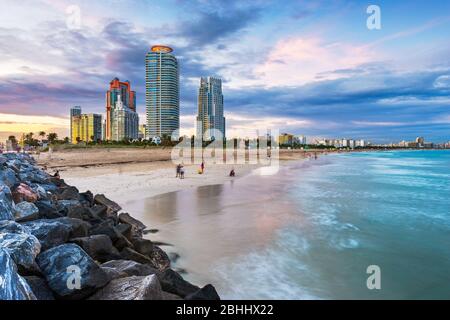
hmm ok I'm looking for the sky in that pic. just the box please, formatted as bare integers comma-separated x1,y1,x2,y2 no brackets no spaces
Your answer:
0,0,450,143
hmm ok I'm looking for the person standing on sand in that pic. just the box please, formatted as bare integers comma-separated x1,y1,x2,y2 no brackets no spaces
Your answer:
180,165,185,179
176,164,181,178
201,161,205,173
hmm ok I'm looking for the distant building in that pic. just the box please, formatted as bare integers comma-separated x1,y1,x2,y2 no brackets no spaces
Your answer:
71,109,102,143
138,124,147,140
278,133,294,146
145,45,179,139
196,77,225,141
416,136,425,147
111,95,139,141
294,135,307,145
106,78,138,141
70,106,82,143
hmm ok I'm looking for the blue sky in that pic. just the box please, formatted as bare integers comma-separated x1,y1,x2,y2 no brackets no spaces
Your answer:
0,0,450,143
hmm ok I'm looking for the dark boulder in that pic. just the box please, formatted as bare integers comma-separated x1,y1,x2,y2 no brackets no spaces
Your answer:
57,186,80,201
147,245,171,271
119,212,146,232
94,194,122,213
69,235,121,263
22,219,72,251
0,185,14,220
0,220,29,234
55,217,91,238
185,284,221,300
0,167,18,188
56,200,82,215
24,276,55,300
0,230,41,269
79,190,94,206
159,268,200,298
120,247,154,266
131,238,154,256
36,243,110,299
0,249,36,300
88,275,162,300
101,260,158,278
89,220,133,250
35,200,62,219
14,201,39,222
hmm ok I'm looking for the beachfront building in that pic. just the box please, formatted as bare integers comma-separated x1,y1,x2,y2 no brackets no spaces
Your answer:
106,78,138,141
71,110,102,143
145,45,179,140
110,95,139,141
278,133,294,146
196,77,225,141
70,106,82,143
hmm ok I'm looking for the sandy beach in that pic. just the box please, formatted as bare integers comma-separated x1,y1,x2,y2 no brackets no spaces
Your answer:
35,147,324,206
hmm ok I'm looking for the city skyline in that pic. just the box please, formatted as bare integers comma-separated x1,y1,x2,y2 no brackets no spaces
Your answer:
1,1,450,143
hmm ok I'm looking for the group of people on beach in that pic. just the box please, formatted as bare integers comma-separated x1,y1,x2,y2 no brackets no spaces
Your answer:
175,161,236,179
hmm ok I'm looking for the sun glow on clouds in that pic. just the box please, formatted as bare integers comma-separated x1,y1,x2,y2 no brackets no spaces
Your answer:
252,37,376,88
0,113,69,141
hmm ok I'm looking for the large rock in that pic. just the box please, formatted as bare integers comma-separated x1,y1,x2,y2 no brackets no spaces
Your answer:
69,235,120,263
0,249,36,300
0,230,41,269
35,200,61,219
0,185,14,220
56,186,80,201
147,246,171,271
118,212,146,233
131,238,154,256
55,217,91,238
22,219,72,251
24,276,55,300
101,260,158,278
14,201,39,222
12,183,39,203
88,275,162,300
0,167,18,188
90,220,133,250
159,268,200,298
36,243,110,299
94,194,122,213
186,284,221,300
0,220,28,234
120,247,154,265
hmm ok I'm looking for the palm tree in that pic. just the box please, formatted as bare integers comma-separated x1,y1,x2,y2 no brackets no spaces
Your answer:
8,135,17,144
47,133,58,144
38,131,46,141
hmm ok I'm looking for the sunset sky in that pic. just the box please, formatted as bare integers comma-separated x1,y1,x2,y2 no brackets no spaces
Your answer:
1,0,450,143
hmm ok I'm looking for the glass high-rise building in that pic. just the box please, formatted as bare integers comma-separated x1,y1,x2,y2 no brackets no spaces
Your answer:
70,106,82,143
197,77,225,141
145,45,179,139
106,78,138,141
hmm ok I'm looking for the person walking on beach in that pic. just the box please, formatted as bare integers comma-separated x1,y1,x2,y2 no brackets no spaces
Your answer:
200,160,205,174
176,164,181,178
180,165,185,179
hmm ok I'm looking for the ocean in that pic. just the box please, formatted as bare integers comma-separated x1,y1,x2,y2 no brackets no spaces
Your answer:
125,150,450,299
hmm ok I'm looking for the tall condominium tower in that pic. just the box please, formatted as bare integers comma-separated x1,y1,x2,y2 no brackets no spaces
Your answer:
196,77,225,141
106,78,138,141
70,106,82,143
145,45,179,139
71,107,102,143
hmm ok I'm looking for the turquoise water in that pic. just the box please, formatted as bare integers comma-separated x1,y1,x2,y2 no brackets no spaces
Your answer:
126,150,450,299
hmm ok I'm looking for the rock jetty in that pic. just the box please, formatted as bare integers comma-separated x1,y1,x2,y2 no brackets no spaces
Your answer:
0,153,220,300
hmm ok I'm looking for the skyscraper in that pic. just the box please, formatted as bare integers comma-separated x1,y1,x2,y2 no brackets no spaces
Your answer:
70,106,82,143
106,78,138,141
71,108,102,143
145,45,179,139
196,77,225,141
